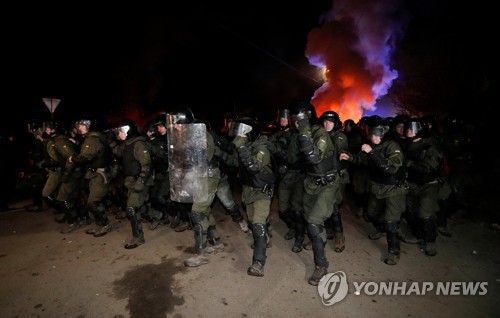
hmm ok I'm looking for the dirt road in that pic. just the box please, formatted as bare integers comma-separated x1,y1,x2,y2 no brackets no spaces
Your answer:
1,195,499,317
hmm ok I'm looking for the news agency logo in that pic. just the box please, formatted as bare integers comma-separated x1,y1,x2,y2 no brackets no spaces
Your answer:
317,271,489,306
317,271,349,306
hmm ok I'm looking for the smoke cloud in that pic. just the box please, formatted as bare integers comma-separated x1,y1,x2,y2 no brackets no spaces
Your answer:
306,0,407,121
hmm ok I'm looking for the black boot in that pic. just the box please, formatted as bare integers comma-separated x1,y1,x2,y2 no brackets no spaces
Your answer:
227,202,249,232
384,221,400,265
44,195,62,214
324,216,335,240
292,211,306,253
75,199,91,226
227,202,242,222
331,205,345,252
55,200,73,223
307,223,329,285
206,225,224,253
175,203,193,232
422,216,438,256
367,215,386,240
86,202,110,237
160,206,171,225
185,223,210,266
278,210,295,240
437,199,452,237
403,208,423,240
60,200,82,234
124,207,145,249
248,223,267,277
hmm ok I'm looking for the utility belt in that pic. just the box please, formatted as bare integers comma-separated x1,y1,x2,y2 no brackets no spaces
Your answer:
251,183,274,198
315,173,337,186
86,167,110,184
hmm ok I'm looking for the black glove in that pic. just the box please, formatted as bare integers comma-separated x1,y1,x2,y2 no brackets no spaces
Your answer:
238,145,259,172
297,118,310,134
237,145,252,161
298,134,314,155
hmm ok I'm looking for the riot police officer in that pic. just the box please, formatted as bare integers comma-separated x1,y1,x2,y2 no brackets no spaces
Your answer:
109,119,153,248
340,116,407,265
290,102,340,285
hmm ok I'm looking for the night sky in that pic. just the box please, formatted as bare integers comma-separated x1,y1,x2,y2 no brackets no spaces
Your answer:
4,0,497,133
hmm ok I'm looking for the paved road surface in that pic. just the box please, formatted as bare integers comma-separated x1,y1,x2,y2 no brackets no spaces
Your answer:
1,194,499,317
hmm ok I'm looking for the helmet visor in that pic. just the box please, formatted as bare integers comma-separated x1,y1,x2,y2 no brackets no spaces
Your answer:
76,119,91,130
368,125,389,137
113,125,130,137
228,122,253,137
167,113,188,125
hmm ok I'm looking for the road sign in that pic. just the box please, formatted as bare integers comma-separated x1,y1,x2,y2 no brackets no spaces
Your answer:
42,98,61,118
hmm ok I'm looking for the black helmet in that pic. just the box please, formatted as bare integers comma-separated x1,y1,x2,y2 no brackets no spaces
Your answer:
320,110,342,131
422,114,439,132
358,116,370,130
366,115,382,126
232,116,261,142
76,118,92,131
167,106,195,125
289,101,318,125
113,119,138,140
404,118,429,138
145,122,158,138
366,115,390,137
152,113,167,127
343,119,356,132
75,112,96,131
394,114,410,126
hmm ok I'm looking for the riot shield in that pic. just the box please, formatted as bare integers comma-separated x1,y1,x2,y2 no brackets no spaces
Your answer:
167,123,208,203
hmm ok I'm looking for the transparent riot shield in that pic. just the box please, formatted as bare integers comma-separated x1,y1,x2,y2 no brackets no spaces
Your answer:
167,123,208,203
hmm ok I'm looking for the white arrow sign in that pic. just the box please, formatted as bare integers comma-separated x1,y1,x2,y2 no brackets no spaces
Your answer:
42,97,61,114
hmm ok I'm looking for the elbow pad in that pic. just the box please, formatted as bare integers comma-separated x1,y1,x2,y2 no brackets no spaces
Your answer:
237,145,252,161
238,145,259,173
298,134,321,164
298,134,314,156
